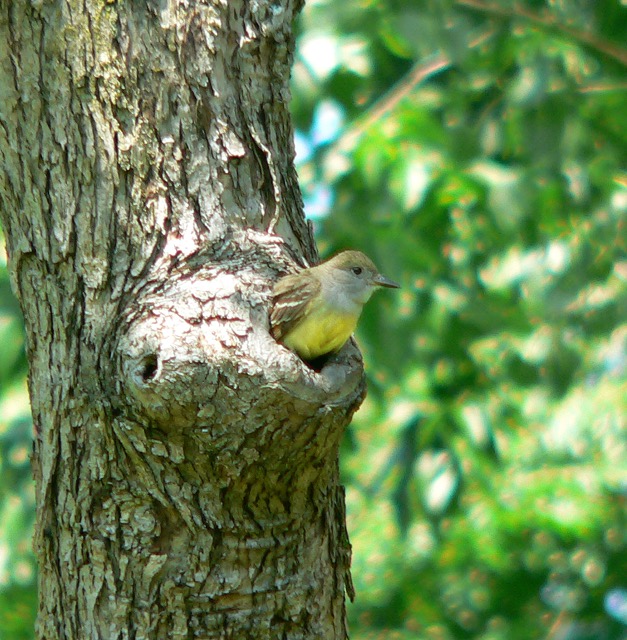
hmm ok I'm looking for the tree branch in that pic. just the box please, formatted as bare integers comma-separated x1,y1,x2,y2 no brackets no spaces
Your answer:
336,26,497,154
456,0,627,67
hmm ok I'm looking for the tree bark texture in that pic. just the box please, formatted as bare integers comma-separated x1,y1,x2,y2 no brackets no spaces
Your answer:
0,2,365,638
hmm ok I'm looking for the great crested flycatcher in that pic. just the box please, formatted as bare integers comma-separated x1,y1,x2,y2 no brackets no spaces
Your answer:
270,250,399,361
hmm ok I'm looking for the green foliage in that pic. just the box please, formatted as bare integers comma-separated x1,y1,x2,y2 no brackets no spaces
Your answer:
293,0,626,638
0,230,36,638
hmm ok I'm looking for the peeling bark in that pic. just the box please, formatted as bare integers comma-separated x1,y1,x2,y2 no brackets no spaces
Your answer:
0,2,364,638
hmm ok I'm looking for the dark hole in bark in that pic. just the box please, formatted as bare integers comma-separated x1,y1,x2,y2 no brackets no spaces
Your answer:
140,354,159,382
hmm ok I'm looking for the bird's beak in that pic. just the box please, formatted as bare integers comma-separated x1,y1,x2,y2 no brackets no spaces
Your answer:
373,273,400,288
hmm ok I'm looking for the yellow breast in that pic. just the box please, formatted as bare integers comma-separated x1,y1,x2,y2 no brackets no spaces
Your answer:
282,305,359,360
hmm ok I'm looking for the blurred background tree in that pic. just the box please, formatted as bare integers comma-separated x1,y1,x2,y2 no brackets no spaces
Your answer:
1,0,626,638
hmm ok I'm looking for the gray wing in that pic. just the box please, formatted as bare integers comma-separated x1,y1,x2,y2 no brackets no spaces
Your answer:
270,273,321,341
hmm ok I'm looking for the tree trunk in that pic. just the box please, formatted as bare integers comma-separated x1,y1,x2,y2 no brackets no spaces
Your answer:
0,2,365,638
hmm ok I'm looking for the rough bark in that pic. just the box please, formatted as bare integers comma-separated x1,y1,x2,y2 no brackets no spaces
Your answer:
0,1,365,638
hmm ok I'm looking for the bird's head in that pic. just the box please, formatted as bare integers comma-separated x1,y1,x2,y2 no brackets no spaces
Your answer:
318,250,400,307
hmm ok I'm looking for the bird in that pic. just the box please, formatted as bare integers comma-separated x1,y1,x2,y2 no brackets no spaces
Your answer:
270,250,399,361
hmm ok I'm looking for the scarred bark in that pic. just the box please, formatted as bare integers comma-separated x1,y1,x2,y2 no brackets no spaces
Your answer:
0,1,364,638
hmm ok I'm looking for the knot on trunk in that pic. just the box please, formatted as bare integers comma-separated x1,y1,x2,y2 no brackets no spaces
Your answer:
112,262,367,464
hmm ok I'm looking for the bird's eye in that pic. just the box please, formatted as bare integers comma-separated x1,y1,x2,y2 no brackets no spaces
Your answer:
351,266,363,276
